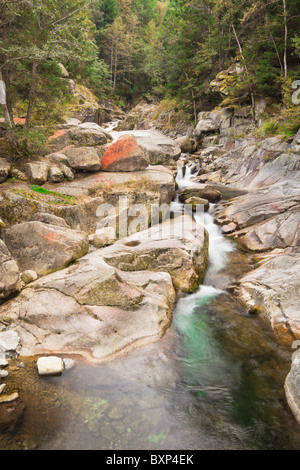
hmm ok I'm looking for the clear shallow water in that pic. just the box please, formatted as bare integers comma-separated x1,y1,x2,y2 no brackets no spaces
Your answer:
1,160,300,450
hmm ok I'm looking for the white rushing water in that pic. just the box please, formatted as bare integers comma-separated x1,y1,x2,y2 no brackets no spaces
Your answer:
175,158,234,280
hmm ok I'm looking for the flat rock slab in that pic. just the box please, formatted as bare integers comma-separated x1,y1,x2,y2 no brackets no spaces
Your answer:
44,165,176,205
216,192,300,229
236,206,300,252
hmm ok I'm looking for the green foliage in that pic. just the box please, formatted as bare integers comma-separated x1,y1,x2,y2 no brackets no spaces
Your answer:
7,126,49,159
261,120,279,136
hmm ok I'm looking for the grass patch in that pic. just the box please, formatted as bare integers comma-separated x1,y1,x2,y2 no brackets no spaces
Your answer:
30,185,75,204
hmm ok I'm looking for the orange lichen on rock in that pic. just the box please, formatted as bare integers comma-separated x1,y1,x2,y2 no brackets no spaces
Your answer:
101,134,149,172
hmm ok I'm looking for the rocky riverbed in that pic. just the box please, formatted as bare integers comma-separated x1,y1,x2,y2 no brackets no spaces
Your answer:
0,104,300,444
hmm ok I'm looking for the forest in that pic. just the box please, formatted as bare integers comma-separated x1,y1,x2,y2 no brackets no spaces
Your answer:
0,0,299,131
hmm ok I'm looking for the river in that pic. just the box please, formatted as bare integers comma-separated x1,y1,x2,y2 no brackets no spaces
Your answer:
1,156,300,450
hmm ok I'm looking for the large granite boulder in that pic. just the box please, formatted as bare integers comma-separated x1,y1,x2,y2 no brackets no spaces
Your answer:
62,147,102,172
101,134,149,172
4,221,89,276
25,162,50,185
111,130,181,166
100,215,209,293
69,125,111,147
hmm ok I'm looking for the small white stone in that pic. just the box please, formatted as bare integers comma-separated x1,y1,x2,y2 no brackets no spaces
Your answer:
0,383,6,394
0,370,8,378
37,356,64,376
0,357,8,368
21,270,38,284
0,330,20,352
63,358,76,370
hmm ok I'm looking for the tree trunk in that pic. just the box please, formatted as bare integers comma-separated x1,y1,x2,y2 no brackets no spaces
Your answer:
0,72,12,128
283,0,288,78
0,3,13,123
26,58,39,128
231,23,256,124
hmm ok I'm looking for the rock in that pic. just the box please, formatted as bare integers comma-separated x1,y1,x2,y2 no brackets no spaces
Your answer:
0,191,38,228
4,221,89,276
25,162,50,185
112,130,181,165
185,197,210,212
285,350,300,425
44,130,72,154
0,392,19,404
63,147,102,172
0,158,11,183
69,126,111,147
37,356,64,376
21,270,38,284
0,331,20,354
101,134,149,172
0,357,8,368
62,118,81,128
11,169,27,181
63,358,76,370
45,152,69,166
0,370,8,378
49,166,65,183
100,215,209,293
237,207,300,252
175,136,194,154
78,122,113,140
1,268,176,363
0,239,20,303
248,153,300,189
60,164,75,181
0,384,6,394
194,111,225,138
179,185,221,203
0,216,208,363
234,251,300,344
92,227,116,248
216,192,300,230
29,212,70,228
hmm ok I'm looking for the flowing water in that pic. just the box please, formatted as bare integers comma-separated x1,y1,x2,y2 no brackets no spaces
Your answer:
1,158,300,450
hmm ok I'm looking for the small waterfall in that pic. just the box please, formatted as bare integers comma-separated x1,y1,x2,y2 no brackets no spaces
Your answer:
175,158,234,279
